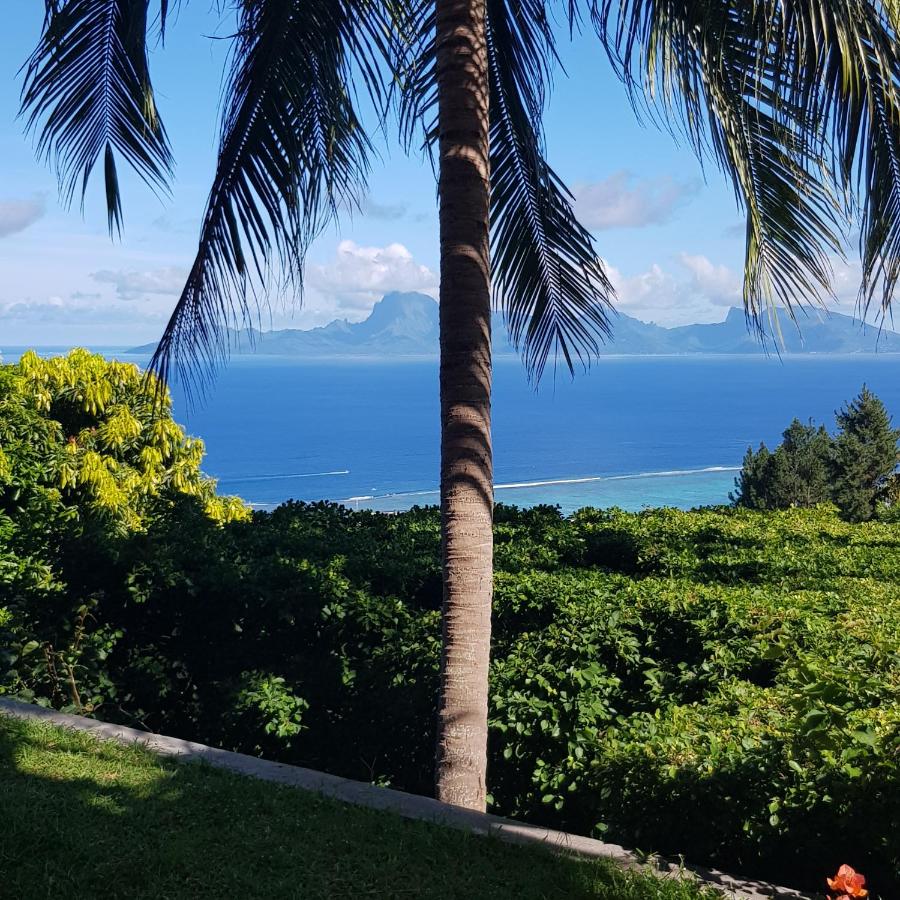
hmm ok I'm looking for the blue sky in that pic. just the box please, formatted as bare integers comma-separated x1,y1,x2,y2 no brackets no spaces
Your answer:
0,1,859,345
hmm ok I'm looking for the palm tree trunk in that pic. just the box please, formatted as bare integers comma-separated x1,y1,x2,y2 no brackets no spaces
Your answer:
434,0,493,811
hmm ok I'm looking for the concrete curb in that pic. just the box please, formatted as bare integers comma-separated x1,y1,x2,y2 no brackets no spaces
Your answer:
0,699,813,900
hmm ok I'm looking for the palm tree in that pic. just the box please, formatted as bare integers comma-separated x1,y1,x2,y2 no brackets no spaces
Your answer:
20,0,900,811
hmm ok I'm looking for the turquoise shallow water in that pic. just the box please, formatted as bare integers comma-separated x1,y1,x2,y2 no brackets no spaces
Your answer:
350,467,739,514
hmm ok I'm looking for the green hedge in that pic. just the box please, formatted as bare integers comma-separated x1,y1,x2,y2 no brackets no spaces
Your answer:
3,498,898,894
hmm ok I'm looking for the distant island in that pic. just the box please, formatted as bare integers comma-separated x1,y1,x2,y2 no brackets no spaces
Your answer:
127,291,900,356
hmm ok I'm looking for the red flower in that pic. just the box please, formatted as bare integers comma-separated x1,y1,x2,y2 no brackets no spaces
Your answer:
827,864,868,898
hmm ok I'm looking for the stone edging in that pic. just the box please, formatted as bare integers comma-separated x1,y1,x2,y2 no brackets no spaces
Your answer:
0,699,813,900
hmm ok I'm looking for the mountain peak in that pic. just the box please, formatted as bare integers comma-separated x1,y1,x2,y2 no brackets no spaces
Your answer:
356,291,438,343
125,294,900,357
364,290,436,322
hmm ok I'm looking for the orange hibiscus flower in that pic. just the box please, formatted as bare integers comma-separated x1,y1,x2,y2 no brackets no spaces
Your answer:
827,864,868,899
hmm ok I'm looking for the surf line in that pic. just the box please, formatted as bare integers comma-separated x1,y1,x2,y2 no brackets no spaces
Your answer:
604,465,741,482
494,466,740,491
221,469,350,485
343,466,741,502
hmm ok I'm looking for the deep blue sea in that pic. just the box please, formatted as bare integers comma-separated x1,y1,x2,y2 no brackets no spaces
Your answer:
125,354,900,514
11,349,900,513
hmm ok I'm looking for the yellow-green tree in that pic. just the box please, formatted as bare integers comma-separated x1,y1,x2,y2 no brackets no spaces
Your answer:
0,350,246,712
4,350,247,529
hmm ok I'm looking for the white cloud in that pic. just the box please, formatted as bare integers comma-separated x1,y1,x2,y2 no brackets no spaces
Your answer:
827,257,888,325
680,253,742,304
0,196,45,238
606,254,742,325
0,294,165,326
1,240,438,341
91,266,188,301
574,172,700,230
305,240,437,319
605,252,890,327
0,292,168,345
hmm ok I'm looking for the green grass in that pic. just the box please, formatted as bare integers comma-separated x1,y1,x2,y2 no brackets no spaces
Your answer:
0,716,719,900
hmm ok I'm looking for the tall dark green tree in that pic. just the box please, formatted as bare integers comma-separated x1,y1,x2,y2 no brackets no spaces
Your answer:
18,0,900,809
733,419,833,510
832,386,900,521
734,388,900,521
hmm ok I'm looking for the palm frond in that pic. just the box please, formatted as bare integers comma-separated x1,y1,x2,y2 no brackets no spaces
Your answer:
396,0,437,153
488,0,614,378
158,0,177,39
151,0,395,389
399,0,614,379
743,1,900,321
21,0,173,235
827,2,900,319
592,0,881,329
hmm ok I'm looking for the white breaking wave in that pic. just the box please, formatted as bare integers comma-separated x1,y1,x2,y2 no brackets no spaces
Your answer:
494,466,739,491
604,465,741,482
494,476,605,490
222,469,350,485
338,465,739,503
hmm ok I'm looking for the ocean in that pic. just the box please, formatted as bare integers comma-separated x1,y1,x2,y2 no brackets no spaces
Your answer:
135,353,900,514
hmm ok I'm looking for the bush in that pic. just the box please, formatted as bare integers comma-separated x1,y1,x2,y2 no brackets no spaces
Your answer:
733,386,900,521
7,499,895,894
0,351,247,713
2,356,898,895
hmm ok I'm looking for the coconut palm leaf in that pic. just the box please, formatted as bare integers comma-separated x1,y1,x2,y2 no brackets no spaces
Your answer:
21,0,173,235
594,0,848,331
150,0,395,387
739,0,900,321
399,0,614,378
488,0,614,377
823,2,900,319
594,0,900,328
158,0,176,38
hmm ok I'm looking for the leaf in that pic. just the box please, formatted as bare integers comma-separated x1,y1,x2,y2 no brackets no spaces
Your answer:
21,0,173,234
591,0,900,331
801,709,829,732
151,0,395,390
487,0,614,379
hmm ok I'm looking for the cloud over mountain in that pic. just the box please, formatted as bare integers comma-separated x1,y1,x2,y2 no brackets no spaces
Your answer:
91,267,189,300
127,290,900,357
574,172,700,230
306,240,437,317
605,254,741,325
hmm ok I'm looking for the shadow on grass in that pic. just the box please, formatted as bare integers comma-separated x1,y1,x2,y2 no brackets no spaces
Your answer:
0,717,710,900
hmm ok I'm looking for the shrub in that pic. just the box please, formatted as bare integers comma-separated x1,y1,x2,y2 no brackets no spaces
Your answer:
10,501,891,894
733,386,900,522
2,356,898,894
0,351,246,713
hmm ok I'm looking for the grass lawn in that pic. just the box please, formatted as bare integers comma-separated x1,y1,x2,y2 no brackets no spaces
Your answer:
0,716,720,900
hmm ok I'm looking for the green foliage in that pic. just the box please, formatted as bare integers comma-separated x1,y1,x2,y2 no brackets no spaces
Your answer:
0,351,246,714
733,387,900,522
7,499,898,894
733,419,832,511
229,671,309,749
2,361,898,893
833,387,900,522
